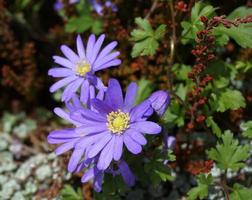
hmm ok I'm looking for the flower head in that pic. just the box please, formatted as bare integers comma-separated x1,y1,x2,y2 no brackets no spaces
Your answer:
148,90,170,116
70,79,162,170
79,160,135,192
48,34,121,102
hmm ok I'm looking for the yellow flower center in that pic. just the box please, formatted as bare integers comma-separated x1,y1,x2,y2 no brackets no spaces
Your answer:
107,110,130,134
75,60,90,76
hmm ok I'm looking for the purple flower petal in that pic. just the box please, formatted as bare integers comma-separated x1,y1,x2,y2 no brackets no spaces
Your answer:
53,56,74,68
94,59,121,71
81,167,95,182
113,135,123,161
123,133,142,154
55,139,78,155
68,148,85,172
75,123,107,135
70,109,106,123
130,100,151,122
86,34,96,62
75,131,108,149
123,82,138,112
93,51,120,71
61,45,80,63
90,34,105,64
125,129,147,145
49,75,77,93
118,160,136,187
48,129,80,143
61,78,83,102
48,68,73,77
80,79,90,104
105,79,123,109
76,35,86,59
54,107,82,126
93,170,104,192
97,136,115,170
130,121,161,134
93,41,118,65
88,133,112,158
90,99,113,114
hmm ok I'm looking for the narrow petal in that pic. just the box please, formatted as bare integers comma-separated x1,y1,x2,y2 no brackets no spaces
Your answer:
93,51,120,71
54,107,81,126
75,131,108,149
123,134,142,154
68,148,85,172
55,139,77,155
75,123,107,135
105,79,123,109
90,34,105,64
94,59,121,71
61,78,83,102
123,82,138,112
48,129,80,141
90,99,113,114
118,161,136,187
61,45,80,63
70,109,106,123
49,75,77,93
53,56,74,68
113,135,123,161
86,34,96,62
130,100,151,122
97,136,115,170
80,79,90,104
93,171,104,192
81,167,95,182
125,129,147,145
48,68,73,77
130,121,162,134
76,35,86,59
88,133,112,158
93,41,118,65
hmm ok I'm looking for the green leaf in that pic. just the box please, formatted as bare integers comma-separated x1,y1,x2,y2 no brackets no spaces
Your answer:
206,116,222,138
207,131,250,170
135,79,153,104
181,2,216,44
131,17,166,57
227,6,252,20
60,184,82,200
230,184,252,200
217,89,246,112
214,24,252,48
213,6,252,48
187,174,213,200
240,121,252,138
65,15,102,34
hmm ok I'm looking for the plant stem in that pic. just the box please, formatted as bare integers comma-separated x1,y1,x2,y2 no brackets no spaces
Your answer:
145,0,158,19
167,0,176,90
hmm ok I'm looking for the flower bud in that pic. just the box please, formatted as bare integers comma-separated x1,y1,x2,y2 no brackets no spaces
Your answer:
148,90,170,116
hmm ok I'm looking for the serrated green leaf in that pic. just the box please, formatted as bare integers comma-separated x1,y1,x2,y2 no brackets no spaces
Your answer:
181,2,216,44
187,174,213,200
131,37,159,57
240,121,252,138
131,18,166,57
207,131,250,170
217,89,246,112
60,184,82,200
227,6,252,20
206,116,222,138
230,184,252,200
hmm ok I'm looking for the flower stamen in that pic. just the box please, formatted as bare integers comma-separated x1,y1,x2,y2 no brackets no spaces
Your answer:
75,60,90,76
107,110,130,134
